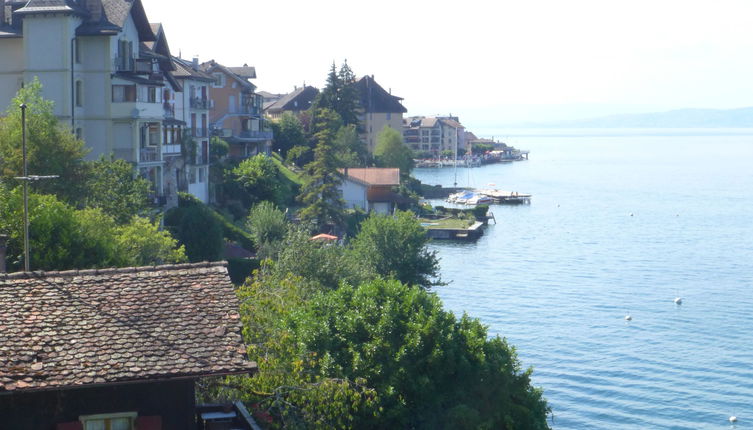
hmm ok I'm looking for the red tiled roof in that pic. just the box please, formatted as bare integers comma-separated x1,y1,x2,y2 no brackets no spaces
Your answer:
0,262,256,393
340,168,400,186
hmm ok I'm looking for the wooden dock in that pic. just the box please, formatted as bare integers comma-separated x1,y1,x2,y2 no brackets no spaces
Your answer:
475,189,532,204
425,221,485,241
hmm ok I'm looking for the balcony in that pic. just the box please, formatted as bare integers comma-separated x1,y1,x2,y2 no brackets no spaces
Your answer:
139,146,160,163
162,144,181,155
114,57,153,74
238,130,273,140
190,97,210,109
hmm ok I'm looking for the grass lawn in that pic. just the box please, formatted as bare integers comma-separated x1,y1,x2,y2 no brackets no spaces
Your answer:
419,217,475,229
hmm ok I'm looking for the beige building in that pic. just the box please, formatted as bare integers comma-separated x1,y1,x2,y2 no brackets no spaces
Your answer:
354,75,407,153
403,115,467,156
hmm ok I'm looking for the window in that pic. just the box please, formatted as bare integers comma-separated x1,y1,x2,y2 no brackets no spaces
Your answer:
212,73,225,88
80,412,136,430
198,166,205,183
75,80,83,107
386,112,391,120
112,85,136,102
148,87,157,103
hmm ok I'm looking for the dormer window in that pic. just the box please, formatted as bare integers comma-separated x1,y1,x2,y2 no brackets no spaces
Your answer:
212,73,225,88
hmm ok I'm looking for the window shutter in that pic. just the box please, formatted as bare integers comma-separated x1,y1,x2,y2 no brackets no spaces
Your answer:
56,422,83,430
135,416,162,430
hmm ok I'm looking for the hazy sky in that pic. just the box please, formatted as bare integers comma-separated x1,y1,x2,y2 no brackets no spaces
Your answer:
143,0,753,128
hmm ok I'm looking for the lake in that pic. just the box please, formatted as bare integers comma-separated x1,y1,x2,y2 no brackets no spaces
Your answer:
413,129,753,430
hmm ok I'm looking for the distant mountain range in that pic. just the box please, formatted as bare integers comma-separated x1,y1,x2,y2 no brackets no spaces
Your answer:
521,107,753,128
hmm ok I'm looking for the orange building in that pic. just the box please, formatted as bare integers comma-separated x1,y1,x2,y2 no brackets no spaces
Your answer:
200,60,272,158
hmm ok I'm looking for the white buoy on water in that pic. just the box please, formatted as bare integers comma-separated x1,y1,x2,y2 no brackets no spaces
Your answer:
625,314,632,321
674,297,683,305
729,415,737,423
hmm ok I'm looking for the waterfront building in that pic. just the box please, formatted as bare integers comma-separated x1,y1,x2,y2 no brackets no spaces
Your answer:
338,167,403,214
354,75,407,153
403,115,467,156
0,0,214,206
200,60,272,159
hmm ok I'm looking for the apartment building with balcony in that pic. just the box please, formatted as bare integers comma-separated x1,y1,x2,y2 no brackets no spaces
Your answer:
403,116,467,156
167,54,214,203
0,0,181,206
201,60,272,159
354,75,407,153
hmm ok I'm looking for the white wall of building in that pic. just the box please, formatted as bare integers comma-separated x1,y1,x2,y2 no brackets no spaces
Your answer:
339,179,368,211
0,38,24,109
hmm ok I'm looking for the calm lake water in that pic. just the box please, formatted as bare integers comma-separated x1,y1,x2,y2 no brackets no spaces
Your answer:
413,129,753,430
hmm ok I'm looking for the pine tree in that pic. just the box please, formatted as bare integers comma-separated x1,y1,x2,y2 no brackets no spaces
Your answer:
313,60,362,128
297,108,346,233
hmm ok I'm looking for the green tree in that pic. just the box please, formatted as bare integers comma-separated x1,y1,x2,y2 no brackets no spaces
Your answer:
373,125,414,176
228,154,284,207
113,216,187,266
164,194,224,262
245,201,289,259
82,156,151,224
297,109,346,232
0,78,88,203
332,124,368,167
313,61,361,128
209,270,380,429
290,279,551,429
271,227,374,291
271,112,306,158
0,185,186,271
348,210,440,289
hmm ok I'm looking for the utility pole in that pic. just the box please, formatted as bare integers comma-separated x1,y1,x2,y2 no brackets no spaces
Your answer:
14,103,58,272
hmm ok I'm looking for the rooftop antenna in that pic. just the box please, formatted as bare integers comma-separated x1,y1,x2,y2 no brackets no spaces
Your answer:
14,103,58,272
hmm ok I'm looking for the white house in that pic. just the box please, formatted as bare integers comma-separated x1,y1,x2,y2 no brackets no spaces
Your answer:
338,168,402,215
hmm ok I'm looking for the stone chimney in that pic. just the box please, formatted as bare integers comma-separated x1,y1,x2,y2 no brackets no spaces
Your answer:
192,56,199,70
0,234,8,273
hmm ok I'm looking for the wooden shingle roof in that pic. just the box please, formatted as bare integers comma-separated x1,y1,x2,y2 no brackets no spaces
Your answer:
0,262,255,393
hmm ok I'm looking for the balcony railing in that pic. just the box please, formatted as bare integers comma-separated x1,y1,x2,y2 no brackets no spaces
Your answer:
114,57,153,73
238,130,273,140
139,146,160,162
190,97,210,109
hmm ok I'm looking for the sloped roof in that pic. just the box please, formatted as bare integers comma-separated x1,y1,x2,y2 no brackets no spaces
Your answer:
355,75,407,114
200,60,255,90
341,167,400,186
265,86,319,113
439,118,464,129
0,262,256,394
227,65,256,79
171,57,215,82
13,0,89,16
76,0,154,40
